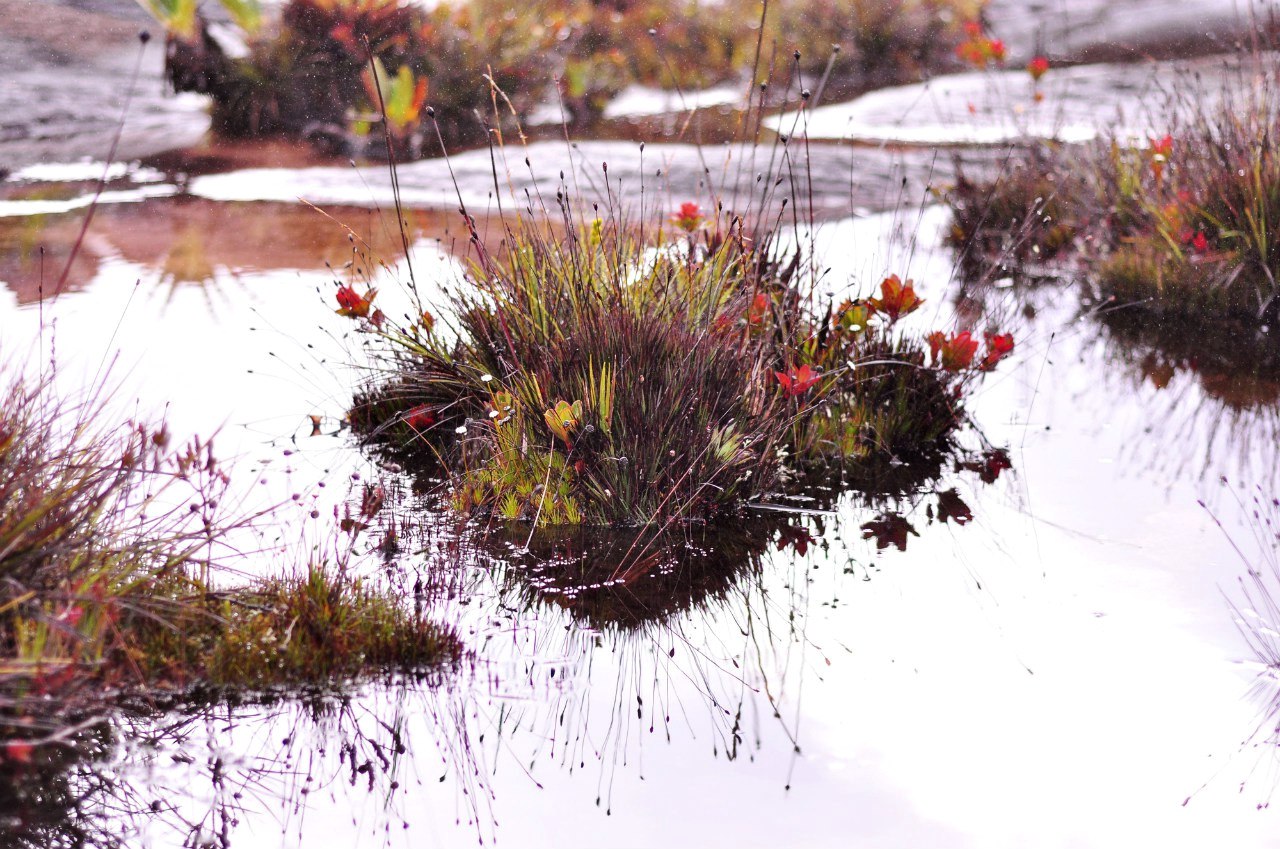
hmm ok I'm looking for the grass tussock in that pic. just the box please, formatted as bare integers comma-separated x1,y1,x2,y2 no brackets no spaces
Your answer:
941,56,1280,325
345,203,1014,528
1087,90,1280,320
944,152,1081,268
0,370,458,732
750,0,985,98
355,216,793,526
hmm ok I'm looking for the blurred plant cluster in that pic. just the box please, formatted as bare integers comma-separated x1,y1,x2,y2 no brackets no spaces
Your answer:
138,0,986,156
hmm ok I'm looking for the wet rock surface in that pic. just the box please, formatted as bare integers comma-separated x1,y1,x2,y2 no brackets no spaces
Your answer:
0,0,209,171
183,138,1002,219
773,51,1271,145
987,0,1264,62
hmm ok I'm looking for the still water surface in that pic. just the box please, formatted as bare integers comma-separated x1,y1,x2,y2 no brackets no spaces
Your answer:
2,178,1280,846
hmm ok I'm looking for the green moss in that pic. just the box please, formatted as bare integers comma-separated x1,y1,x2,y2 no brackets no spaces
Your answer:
194,567,459,688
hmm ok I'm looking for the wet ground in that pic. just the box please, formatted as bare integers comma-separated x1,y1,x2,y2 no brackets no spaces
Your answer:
769,51,1276,144
985,0,1265,62
5,2,1280,848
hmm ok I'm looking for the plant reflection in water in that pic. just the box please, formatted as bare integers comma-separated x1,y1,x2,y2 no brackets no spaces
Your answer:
454,450,1005,812
0,681,484,848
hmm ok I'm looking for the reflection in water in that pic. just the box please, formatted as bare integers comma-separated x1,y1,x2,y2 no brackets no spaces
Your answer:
0,720,124,848
449,447,996,634
498,523,778,634
466,524,803,811
955,259,1280,491
960,269,1280,794
1094,305,1280,490
1099,307,1280,408
1205,482,1280,803
0,684,485,849
0,197,472,305
455,458,998,813
4,471,994,844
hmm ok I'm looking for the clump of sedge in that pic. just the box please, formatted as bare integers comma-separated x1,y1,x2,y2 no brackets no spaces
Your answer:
345,204,1013,527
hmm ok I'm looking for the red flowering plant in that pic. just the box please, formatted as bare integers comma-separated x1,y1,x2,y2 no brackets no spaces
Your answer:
1149,134,1174,171
927,330,980,371
867,274,924,323
719,290,775,335
403,405,437,431
1145,134,1175,185
955,22,1006,68
980,333,1015,371
670,201,706,233
772,262,1015,466
779,274,924,388
336,284,377,319
1144,187,1218,263
929,330,1015,373
1026,55,1049,82
1185,229,1211,255
1026,55,1049,102
775,363,823,397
